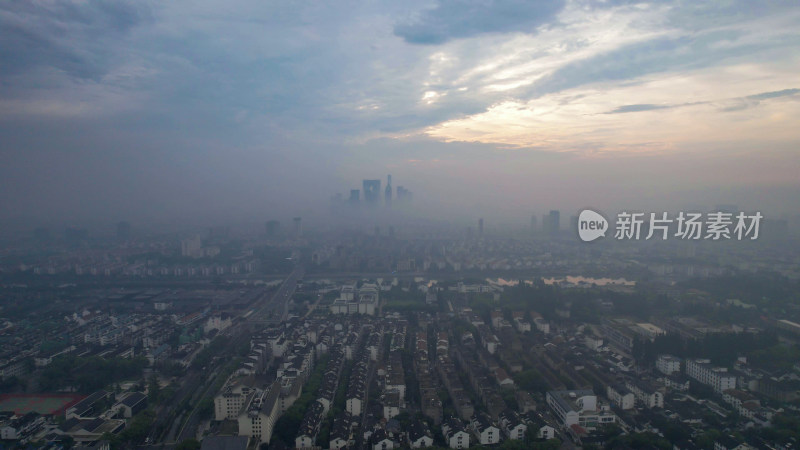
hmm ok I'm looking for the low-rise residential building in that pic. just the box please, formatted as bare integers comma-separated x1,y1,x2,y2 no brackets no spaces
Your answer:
546,390,616,430
686,359,737,393
499,409,527,440
442,417,470,449
1,413,45,440
471,412,501,445
329,412,353,450
407,419,434,448
626,380,664,409
606,384,635,410
656,354,682,375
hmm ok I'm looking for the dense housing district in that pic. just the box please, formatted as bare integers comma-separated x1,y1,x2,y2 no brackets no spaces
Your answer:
2,269,800,450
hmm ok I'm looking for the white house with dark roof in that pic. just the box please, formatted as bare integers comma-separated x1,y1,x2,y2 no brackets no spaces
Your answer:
442,417,470,449
407,419,433,448
328,412,352,450
369,428,398,450
499,409,527,440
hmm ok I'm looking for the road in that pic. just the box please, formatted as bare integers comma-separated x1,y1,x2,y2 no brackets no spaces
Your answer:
248,265,304,325
145,266,304,446
302,293,323,319
174,345,238,442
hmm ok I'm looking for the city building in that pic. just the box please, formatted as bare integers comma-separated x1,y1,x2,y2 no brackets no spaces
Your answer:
349,189,360,205
499,409,527,440
407,419,433,448
396,186,412,202
237,381,281,445
686,359,737,393
626,380,664,409
471,412,501,445
181,235,203,258
293,217,302,238
265,220,280,237
442,417,470,449
385,175,392,207
606,384,635,410
363,180,381,205
545,210,560,236
546,390,616,430
330,282,379,316
215,381,255,420
656,355,682,375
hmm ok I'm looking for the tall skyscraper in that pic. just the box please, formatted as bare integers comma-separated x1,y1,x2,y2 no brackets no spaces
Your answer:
545,210,560,236
530,214,537,233
293,217,302,237
479,218,484,236
363,179,381,205
385,174,392,207
396,186,412,202
349,189,360,205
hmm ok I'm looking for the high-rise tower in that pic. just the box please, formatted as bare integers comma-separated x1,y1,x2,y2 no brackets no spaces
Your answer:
363,179,381,205
546,210,560,236
293,217,302,237
385,174,392,207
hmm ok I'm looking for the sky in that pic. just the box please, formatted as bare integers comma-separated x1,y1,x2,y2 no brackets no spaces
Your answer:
1,0,799,229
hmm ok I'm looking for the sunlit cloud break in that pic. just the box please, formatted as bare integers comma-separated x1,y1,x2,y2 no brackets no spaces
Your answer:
417,1,800,153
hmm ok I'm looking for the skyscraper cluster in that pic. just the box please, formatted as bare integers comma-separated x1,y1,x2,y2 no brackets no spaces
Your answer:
335,175,413,209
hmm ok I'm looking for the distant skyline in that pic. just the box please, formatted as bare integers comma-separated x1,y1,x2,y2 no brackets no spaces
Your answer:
1,0,799,227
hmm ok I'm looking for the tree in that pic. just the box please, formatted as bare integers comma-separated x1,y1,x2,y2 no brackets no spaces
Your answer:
197,397,214,419
147,375,160,403
176,439,201,450
499,439,529,449
609,432,671,450
513,369,548,394
60,435,75,449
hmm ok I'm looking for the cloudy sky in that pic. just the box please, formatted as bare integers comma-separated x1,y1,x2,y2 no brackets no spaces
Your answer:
1,0,799,228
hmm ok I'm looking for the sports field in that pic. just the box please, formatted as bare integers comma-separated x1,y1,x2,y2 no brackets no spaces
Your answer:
0,394,84,415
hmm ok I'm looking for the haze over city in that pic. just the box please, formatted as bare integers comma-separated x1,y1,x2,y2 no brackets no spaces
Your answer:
4,3,800,450
1,0,799,232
